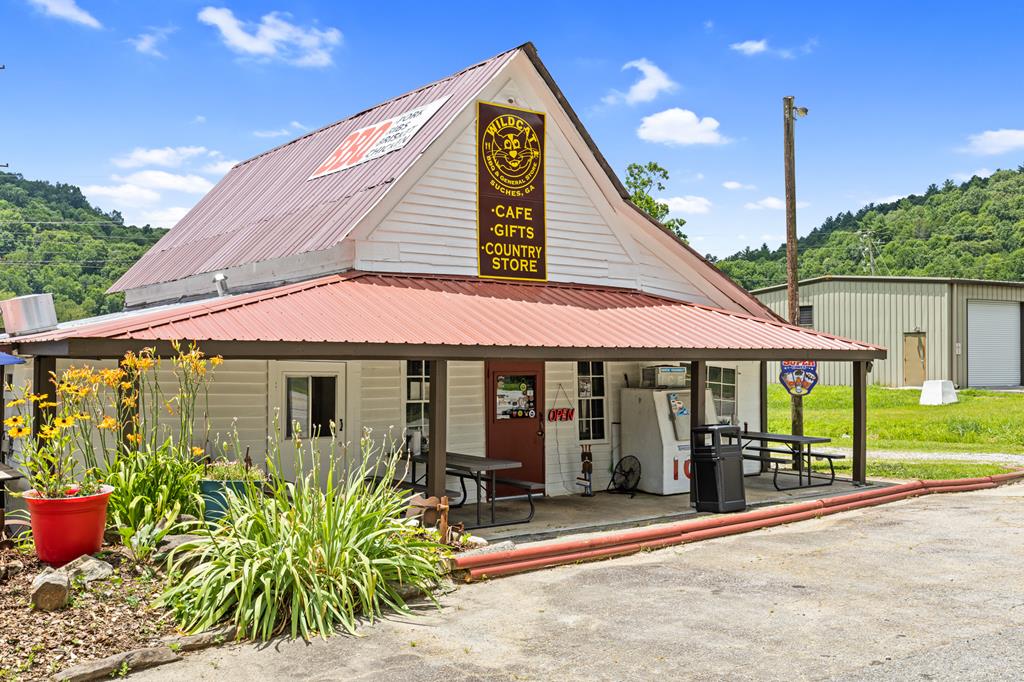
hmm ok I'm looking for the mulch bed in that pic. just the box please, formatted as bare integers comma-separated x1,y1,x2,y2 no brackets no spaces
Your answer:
0,546,178,681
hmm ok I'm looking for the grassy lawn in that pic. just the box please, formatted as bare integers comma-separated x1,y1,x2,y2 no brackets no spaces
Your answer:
811,457,1013,480
767,384,1024,454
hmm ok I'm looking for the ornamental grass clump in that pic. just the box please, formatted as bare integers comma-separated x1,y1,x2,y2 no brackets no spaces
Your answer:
159,428,448,641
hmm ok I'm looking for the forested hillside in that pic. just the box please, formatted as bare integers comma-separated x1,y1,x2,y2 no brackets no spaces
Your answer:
716,167,1024,290
0,172,166,323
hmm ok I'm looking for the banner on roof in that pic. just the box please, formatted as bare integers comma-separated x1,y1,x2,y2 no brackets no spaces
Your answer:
308,96,449,180
477,101,547,282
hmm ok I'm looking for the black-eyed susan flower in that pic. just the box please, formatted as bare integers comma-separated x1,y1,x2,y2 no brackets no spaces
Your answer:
54,416,75,428
7,426,29,438
3,415,24,427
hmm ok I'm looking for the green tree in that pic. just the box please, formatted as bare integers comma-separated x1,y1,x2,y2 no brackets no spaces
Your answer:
717,166,1024,289
0,172,167,327
624,162,688,241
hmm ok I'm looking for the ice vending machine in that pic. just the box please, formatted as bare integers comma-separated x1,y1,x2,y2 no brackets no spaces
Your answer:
619,388,699,495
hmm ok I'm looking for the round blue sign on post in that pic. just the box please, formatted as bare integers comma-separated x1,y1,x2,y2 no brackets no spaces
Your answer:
780,360,818,396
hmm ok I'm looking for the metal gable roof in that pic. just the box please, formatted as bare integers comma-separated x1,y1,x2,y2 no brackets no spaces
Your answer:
108,47,520,293
17,273,886,360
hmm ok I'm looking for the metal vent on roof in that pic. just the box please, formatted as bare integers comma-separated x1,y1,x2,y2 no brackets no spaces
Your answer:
0,293,58,336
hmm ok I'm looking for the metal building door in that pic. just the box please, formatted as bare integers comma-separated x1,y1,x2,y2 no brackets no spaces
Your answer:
902,332,927,387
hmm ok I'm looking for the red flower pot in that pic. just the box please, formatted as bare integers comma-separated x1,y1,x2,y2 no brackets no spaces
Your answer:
25,485,113,566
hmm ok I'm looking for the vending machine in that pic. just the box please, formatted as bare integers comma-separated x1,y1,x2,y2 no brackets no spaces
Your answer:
619,388,700,495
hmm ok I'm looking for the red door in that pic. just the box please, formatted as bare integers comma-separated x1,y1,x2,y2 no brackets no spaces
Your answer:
486,360,545,496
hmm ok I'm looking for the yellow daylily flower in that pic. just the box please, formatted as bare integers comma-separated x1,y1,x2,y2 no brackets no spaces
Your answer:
191,446,204,457
97,416,118,430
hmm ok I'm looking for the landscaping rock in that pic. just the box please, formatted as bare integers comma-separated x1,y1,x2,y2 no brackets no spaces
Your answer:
30,570,70,611
456,539,514,560
55,646,181,681
161,624,236,652
157,533,202,552
464,535,489,548
63,555,113,584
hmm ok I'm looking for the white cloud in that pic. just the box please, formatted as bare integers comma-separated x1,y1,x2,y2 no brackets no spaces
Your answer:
660,195,712,214
253,128,290,138
192,115,207,124
730,39,768,56
602,58,678,106
202,159,240,175
960,129,1024,155
113,170,213,194
82,183,161,208
744,196,809,210
637,108,730,146
730,37,816,59
197,6,342,68
722,180,755,190
253,120,307,138
703,20,714,32
129,26,175,57
112,145,209,168
138,206,191,227
759,233,784,242
27,0,100,28
951,168,994,182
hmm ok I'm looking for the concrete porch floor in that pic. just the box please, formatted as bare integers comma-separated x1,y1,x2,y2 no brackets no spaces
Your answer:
451,473,883,543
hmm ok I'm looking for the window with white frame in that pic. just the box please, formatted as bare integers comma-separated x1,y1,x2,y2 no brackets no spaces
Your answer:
285,376,337,438
405,360,430,436
577,361,606,441
707,365,737,424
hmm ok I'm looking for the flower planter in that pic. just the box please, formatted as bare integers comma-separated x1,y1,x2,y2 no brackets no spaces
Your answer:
199,480,248,521
25,485,113,566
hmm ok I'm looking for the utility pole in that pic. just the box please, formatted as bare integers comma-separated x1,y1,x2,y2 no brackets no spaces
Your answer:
783,96,807,437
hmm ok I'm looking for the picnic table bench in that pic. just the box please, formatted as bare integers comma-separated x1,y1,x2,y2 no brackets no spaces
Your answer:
729,431,844,490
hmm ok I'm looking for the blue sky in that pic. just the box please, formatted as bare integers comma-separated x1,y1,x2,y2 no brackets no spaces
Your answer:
3,1,1024,257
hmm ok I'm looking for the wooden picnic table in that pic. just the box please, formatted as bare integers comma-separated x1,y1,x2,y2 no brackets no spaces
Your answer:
407,452,523,529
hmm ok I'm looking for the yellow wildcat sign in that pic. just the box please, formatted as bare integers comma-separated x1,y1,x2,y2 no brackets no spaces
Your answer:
477,101,546,281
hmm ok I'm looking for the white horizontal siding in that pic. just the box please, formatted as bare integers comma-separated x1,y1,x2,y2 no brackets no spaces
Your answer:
359,78,715,304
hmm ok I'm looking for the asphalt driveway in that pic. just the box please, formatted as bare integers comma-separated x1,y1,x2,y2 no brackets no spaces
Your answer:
139,483,1024,681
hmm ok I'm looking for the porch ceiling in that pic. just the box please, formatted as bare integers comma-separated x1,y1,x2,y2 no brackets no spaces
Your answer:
4,273,887,361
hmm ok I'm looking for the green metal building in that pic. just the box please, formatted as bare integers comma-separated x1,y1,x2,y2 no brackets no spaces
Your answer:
754,276,1024,388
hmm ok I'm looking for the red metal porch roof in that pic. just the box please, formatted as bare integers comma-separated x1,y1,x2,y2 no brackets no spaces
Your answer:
12,274,885,360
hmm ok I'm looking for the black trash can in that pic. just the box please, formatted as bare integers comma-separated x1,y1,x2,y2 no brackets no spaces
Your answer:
691,424,747,513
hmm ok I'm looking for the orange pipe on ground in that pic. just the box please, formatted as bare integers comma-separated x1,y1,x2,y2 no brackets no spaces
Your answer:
457,475,1021,580
454,498,830,570
989,470,1024,483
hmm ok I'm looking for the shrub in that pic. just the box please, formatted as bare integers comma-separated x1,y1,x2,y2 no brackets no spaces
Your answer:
159,431,447,640
201,459,266,482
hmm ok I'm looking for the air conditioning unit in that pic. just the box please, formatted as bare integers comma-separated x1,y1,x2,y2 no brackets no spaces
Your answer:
0,293,58,336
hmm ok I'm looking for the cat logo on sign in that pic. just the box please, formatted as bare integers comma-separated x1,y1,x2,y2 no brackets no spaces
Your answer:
481,112,542,197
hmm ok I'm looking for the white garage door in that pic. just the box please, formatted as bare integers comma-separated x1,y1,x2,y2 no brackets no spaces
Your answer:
967,300,1021,387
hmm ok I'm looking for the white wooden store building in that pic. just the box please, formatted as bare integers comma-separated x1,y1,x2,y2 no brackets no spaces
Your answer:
2,44,883,502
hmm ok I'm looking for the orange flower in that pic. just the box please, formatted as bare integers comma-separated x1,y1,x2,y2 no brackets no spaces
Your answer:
210,356,224,367
97,416,117,430
125,432,142,445
191,446,204,457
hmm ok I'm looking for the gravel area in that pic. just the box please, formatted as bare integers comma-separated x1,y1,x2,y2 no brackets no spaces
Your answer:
823,447,1024,465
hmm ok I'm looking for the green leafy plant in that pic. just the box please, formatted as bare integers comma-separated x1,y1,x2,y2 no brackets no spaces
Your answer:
160,429,447,640
201,459,265,482
103,439,204,533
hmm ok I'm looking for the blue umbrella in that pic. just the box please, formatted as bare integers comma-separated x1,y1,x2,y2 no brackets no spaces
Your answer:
0,353,24,366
